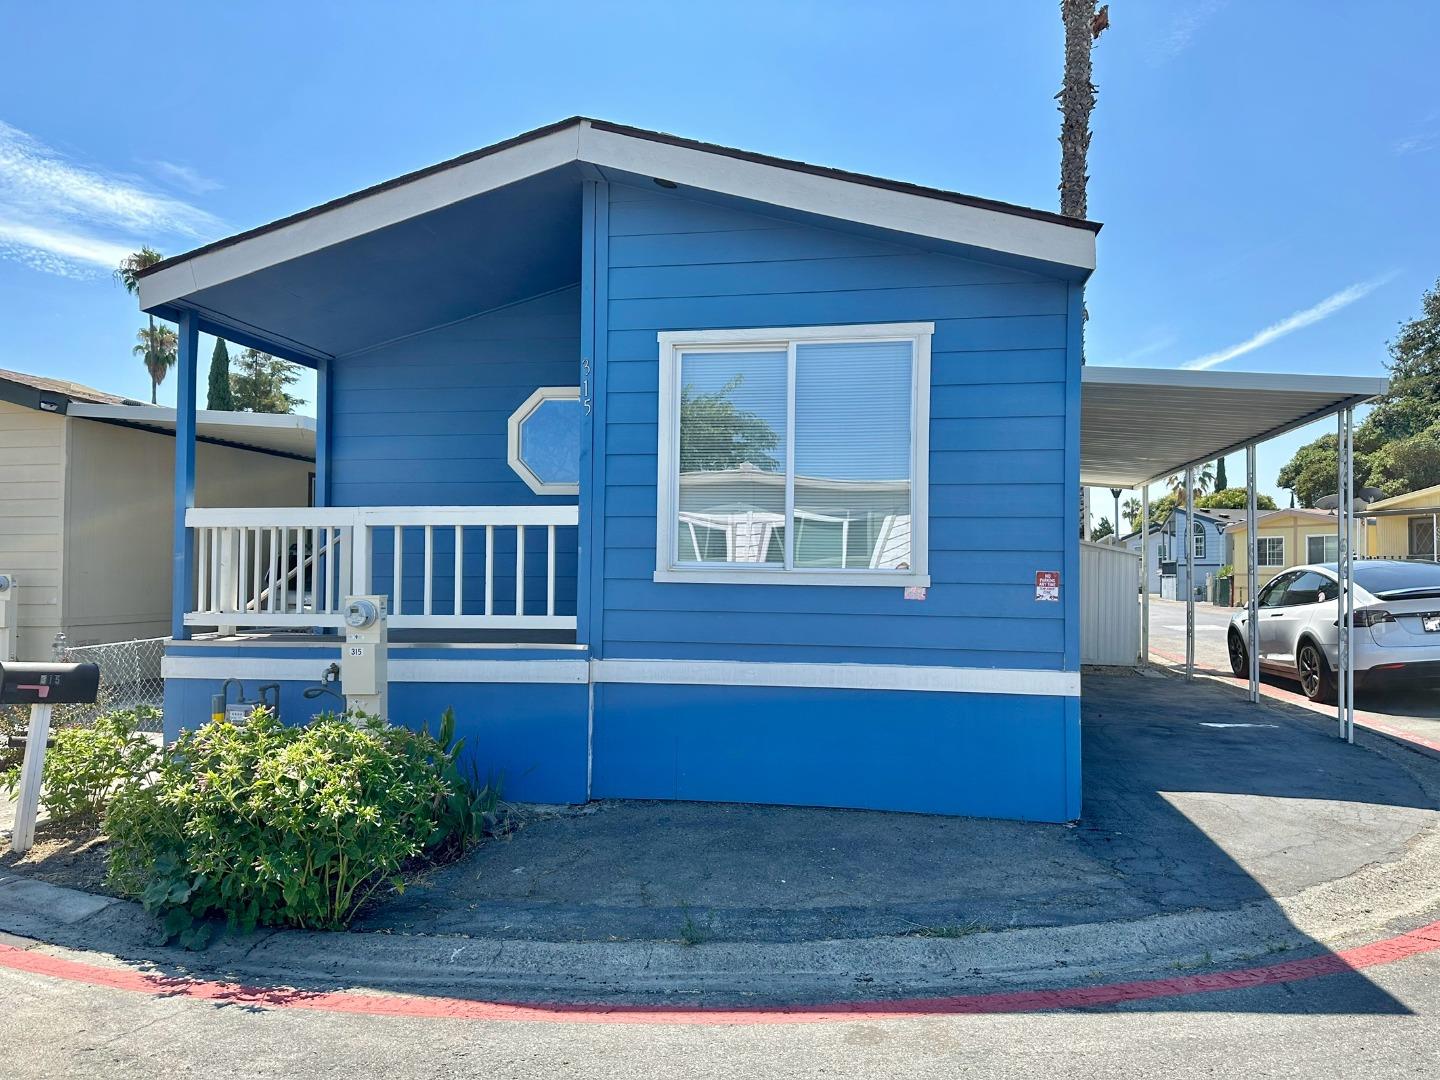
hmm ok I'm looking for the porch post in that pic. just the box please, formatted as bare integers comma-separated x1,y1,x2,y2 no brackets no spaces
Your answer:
1185,465,1195,679
1139,485,1150,663
171,311,199,641
314,356,331,508
1246,444,1260,703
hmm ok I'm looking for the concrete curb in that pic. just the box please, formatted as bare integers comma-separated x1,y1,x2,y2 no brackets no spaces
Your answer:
5,798,1440,1006
4,685,1439,1005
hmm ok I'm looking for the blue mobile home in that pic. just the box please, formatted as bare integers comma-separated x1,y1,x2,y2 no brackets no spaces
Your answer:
141,119,1097,823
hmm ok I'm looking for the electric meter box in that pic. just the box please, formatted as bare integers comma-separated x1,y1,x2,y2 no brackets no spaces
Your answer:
0,662,101,706
342,596,389,708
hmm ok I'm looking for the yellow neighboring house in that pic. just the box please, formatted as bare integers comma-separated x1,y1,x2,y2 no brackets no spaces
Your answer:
1362,483,1440,561
1225,508,1357,605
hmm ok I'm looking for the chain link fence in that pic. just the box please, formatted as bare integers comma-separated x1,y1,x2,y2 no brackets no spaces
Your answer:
1,636,166,736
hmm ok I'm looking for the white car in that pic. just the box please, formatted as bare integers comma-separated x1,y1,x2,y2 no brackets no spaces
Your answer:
1227,560,1440,702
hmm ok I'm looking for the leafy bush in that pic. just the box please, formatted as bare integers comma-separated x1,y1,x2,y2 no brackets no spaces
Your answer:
1,708,162,824
105,708,498,944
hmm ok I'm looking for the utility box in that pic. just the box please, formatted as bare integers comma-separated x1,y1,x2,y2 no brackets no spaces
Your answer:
342,595,388,718
0,575,16,663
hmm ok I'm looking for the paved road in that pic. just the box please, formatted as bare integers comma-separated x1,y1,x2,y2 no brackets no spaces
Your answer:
3,947,1438,1079
1145,597,1440,752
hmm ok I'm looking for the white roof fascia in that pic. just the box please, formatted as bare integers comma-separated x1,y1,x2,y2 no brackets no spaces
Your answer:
68,402,316,434
138,120,1095,311
137,124,584,310
577,125,1095,271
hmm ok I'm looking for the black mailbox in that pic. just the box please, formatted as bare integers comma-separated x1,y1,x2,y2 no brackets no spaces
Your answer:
0,662,101,706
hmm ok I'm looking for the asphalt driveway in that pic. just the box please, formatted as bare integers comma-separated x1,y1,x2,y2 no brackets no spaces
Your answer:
361,672,1438,944
1146,596,1440,751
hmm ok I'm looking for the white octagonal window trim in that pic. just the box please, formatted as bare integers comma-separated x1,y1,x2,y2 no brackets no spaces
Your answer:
507,386,582,495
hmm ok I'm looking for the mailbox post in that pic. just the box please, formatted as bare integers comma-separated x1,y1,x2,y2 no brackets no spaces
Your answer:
2,662,100,854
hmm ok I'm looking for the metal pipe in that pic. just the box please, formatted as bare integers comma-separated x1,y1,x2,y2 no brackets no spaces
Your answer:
1140,486,1150,664
1247,444,1260,704
1185,464,1195,679
1345,408,1356,743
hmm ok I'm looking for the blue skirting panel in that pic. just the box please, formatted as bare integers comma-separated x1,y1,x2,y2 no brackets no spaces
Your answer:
164,673,589,806
591,683,1080,822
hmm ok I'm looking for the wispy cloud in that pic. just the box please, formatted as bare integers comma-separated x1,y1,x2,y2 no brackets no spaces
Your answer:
1180,276,1394,371
1150,0,1226,64
1395,133,1437,156
0,120,221,278
1107,333,1178,366
148,159,222,195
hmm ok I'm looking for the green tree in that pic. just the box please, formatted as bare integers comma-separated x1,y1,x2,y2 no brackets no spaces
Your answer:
229,349,303,413
207,339,234,410
678,375,779,473
1214,456,1227,490
1092,516,1114,540
1279,278,1440,503
1276,434,1338,508
1194,487,1278,511
114,247,168,403
131,324,177,403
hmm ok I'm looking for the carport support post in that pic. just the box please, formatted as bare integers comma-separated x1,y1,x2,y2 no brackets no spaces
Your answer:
171,310,199,642
1185,464,1195,679
1337,407,1356,743
1139,486,1150,663
1246,444,1260,703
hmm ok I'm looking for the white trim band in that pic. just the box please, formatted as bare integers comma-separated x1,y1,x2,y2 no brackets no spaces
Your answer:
589,659,1080,697
163,654,1078,696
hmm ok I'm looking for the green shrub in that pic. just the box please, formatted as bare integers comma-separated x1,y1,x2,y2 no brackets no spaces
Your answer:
105,708,496,943
0,708,162,824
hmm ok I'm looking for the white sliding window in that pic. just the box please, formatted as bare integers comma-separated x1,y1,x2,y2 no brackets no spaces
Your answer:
655,323,932,587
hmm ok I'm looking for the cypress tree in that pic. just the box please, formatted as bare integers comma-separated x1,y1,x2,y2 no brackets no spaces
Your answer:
1214,456,1227,491
207,338,234,410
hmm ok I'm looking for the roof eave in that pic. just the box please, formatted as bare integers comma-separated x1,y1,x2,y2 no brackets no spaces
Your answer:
137,118,1098,314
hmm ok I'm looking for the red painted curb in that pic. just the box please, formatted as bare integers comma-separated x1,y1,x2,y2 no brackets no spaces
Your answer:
3,922,1440,1026
1147,647,1440,756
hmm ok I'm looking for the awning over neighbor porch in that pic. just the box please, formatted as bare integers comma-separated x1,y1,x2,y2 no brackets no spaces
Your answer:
1080,366,1387,489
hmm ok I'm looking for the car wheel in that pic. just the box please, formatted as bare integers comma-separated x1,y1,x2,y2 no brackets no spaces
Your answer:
1297,641,1335,704
1227,630,1248,678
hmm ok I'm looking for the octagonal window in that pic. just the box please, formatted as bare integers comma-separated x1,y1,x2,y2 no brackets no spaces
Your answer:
508,386,581,495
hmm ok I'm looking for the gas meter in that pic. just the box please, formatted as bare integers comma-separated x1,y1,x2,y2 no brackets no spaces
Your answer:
342,594,388,718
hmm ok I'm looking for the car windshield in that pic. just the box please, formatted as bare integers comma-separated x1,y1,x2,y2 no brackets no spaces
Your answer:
1329,561,1440,598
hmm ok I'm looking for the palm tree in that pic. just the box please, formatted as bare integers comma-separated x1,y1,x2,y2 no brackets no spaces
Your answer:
1058,2,1109,220
1165,464,1216,507
115,247,167,401
133,324,178,403
1122,496,1141,531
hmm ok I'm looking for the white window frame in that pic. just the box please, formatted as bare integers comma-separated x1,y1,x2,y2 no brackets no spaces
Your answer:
1257,535,1286,568
1306,532,1339,564
654,322,932,587
507,386,580,496
1192,521,1206,561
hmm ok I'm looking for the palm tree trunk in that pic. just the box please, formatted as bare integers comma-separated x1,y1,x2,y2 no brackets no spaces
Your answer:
147,313,157,404
1058,1,1105,219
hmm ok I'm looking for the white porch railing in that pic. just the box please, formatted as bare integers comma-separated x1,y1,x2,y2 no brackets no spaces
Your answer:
185,506,578,632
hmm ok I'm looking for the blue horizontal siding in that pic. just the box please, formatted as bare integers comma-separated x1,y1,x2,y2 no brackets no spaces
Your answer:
165,670,587,803
592,683,1075,821
597,183,1074,669
329,287,581,611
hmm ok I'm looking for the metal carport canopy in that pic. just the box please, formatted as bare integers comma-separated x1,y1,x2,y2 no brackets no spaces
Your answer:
1081,366,1388,489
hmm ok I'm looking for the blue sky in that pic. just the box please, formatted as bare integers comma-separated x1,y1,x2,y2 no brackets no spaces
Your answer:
1,2,1436,510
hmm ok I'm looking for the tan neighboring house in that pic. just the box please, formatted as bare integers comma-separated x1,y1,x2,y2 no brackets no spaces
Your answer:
1225,508,1359,605
1361,483,1440,562
0,368,314,661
